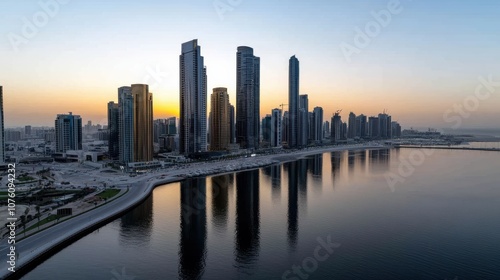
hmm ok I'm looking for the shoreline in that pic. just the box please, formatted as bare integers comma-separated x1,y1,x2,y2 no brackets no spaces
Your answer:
0,144,389,279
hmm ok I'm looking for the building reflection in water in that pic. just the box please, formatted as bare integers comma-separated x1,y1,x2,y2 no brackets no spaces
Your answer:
368,149,391,173
179,177,207,280
235,169,260,272
285,161,299,249
348,150,356,171
331,151,343,186
263,164,282,202
211,174,230,231
119,193,153,247
308,154,323,178
298,159,308,210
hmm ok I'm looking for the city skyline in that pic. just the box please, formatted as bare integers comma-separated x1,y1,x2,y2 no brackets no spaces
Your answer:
2,1,500,129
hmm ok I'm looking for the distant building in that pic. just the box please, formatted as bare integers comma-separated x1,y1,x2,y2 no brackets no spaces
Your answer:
5,130,21,142
210,87,230,151
312,107,323,144
55,112,82,153
378,113,392,139
167,117,177,135
180,39,207,156
323,121,330,139
271,108,282,147
355,114,367,139
153,119,167,144
298,94,309,147
282,111,289,147
368,117,380,139
331,113,342,143
392,121,402,138
24,125,32,138
236,46,260,150
107,102,119,160
348,112,356,139
262,114,272,145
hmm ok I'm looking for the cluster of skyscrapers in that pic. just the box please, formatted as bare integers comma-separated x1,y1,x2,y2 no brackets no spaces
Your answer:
107,84,154,164
0,39,404,166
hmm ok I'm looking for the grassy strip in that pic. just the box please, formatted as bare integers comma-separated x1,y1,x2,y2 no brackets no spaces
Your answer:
97,189,120,199
24,215,62,232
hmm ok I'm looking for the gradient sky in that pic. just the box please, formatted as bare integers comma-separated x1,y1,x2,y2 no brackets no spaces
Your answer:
1,0,500,129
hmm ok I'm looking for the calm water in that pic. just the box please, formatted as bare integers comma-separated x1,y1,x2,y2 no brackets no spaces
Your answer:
22,148,500,280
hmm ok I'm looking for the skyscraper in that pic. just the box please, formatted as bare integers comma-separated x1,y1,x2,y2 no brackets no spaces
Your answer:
180,39,207,156
298,94,309,147
236,46,260,150
378,113,392,139
356,114,367,138
118,86,134,163
55,112,82,153
312,107,323,143
262,114,272,145
271,108,282,147
0,86,4,163
288,56,299,148
117,85,153,164
210,87,230,151
323,121,330,140
167,117,177,135
107,101,119,160
132,84,153,162
368,117,380,139
348,112,356,139
331,113,342,143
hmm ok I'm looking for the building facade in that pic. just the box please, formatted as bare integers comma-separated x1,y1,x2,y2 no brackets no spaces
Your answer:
210,87,230,151
288,56,300,148
55,112,82,153
180,39,207,156
236,46,260,150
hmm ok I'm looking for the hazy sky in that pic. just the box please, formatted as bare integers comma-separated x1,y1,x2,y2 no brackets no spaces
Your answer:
1,0,500,129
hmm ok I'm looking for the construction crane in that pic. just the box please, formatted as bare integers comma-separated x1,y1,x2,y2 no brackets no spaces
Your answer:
279,103,288,110
335,109,342,115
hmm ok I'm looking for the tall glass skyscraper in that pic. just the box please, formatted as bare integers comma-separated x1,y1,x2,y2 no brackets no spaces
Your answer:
118,86,134,163
288,56,299,148
180,39,207,155
236,46,260,150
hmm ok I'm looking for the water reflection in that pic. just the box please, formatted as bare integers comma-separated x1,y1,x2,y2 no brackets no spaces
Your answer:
331,151,343,185
211,175,230,231
235,170,260,272
368,149,391,173
179,177,207,280
263,165,282,202
285,161,299,249
119,194,153,247
298,159,308,209
308,154,323,177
